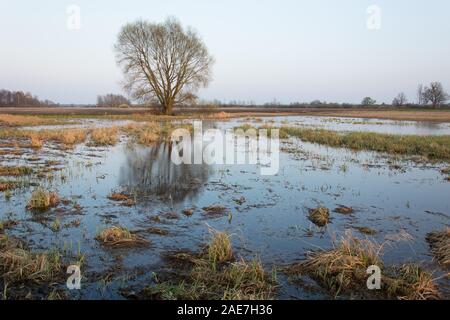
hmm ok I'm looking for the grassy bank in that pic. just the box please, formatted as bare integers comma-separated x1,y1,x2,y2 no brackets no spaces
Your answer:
0,122,192,149
279,127,450,161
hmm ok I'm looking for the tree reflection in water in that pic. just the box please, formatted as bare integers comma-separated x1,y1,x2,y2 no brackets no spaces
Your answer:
119,142,211,203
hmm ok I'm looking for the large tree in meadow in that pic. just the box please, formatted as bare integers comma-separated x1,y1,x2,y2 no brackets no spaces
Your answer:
114,17,214,115
422,82,448,108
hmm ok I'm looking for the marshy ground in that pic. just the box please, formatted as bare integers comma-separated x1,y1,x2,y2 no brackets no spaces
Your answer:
0,111,449,300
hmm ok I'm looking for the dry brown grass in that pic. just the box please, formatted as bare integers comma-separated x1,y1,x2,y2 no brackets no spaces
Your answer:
202,205,228,216
0,166,33,177
96,226,147,247
334,206,354,214
0,114,65,127
22,129,87,147
386,264,440,300
89,127,118,146
137,129,160,145
123,121,192,146
59,129,87,145
30,135,43,149
182,209,194,216
207,230,234,265
0,181,17,192
0,235,62,283
143,230,276,300
203,112,231,120
107,192,136,206
426,228,450,268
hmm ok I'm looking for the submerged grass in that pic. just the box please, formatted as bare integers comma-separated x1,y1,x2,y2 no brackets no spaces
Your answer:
107,192,136,206
334,206,354,215
426,228,450,268
308,207,330,227
285,232,440,299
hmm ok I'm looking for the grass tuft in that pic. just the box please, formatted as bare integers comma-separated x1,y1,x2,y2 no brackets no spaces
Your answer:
107,192,136,206
207,230,234,266
27,187,60,210
334,206,354,214
96,226,147,247
90,127,118,146
308,207,330,227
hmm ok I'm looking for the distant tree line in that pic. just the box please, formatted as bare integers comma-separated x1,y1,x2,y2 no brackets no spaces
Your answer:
0,89,55,107
96,94,131,108
362,81,449,108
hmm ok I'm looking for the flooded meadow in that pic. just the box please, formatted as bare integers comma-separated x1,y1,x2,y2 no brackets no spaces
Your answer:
0,114,449,300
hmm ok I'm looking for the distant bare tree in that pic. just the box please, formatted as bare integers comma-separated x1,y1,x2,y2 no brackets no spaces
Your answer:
417,84,425,105
114,17,214,115
361,97,376,106
392,92,407,106
422,82,448,107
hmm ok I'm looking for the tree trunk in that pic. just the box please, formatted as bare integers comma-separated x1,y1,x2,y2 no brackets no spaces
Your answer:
164,100,174,115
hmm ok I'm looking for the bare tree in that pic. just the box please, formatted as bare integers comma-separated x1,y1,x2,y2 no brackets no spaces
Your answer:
361,97,376,106
114,17,214,115
422,82,448,107
417,84,425,105
392,92,407,106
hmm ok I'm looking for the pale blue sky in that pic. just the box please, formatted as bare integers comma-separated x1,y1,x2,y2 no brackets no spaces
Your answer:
0,0,449,104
